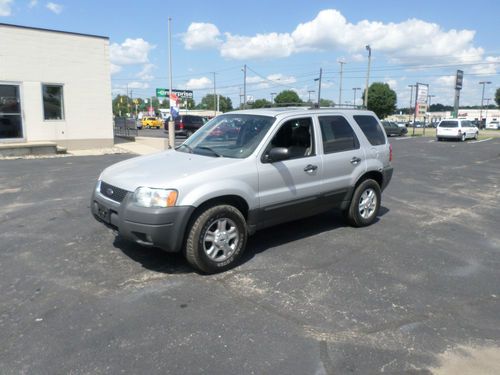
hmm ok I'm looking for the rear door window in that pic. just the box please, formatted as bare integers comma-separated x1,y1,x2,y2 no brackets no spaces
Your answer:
319,115,359,154
353,115,386,145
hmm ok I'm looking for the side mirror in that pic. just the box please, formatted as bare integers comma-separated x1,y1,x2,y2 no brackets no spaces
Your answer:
266,147,290,162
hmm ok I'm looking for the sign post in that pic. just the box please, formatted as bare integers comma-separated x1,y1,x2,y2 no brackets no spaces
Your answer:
413,83,429,136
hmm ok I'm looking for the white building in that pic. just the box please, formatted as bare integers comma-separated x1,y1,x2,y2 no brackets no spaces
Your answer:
0,23,113,150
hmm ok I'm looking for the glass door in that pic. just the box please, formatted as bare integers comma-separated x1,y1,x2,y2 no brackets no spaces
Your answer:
0,84,23,140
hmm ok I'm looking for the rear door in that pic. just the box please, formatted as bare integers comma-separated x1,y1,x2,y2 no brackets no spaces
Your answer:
318,115,366,204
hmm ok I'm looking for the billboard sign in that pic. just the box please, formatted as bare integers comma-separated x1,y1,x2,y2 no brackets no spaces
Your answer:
156,88,193,99
415,83,429,116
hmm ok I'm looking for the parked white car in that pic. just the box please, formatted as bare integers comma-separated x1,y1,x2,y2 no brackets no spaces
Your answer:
436,119,478,141
485,120,499,130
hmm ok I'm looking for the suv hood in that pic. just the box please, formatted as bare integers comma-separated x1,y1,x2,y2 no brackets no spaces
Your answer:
100,150,241,192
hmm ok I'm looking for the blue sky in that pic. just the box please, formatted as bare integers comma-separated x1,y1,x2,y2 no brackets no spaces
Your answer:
2,0,499,108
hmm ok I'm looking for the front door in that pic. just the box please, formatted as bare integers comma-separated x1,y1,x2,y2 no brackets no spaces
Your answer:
256,117,323,228
0,84,24,141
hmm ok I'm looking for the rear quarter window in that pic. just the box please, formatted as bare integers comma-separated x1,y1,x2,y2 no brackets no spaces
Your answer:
353,115,386,145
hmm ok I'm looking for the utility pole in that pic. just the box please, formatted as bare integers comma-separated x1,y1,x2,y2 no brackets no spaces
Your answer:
338,60,346,108
427,94,435,128
479,81,491,127
213,72,217,116
408,84,416,124
352,87,361,108
364,45,371,109
167,17,175,149
242,64,247,109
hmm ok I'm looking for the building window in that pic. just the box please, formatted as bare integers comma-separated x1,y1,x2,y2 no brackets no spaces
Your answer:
42,84,64,120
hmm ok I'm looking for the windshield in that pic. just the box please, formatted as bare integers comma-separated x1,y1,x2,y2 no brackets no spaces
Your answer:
176,114,275,158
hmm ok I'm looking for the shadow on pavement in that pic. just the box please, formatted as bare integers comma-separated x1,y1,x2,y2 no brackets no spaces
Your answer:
113,207,389,274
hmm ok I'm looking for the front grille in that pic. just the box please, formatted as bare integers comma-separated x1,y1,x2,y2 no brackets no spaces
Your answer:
100,181,129,203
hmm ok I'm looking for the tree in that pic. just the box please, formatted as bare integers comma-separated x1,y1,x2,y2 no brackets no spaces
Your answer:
274,90,303,106
198,94,233,112
251,98,272,108
495,88,500,107
319,98,334,107
363,83,397,119
112,95,132,117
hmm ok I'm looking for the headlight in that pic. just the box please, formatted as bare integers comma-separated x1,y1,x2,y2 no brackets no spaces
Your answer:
132,187,178,208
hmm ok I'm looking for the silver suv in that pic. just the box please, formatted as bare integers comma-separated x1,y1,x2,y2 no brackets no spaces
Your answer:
92,108,393,273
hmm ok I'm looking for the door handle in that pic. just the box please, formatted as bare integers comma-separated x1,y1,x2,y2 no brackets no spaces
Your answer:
304,164,318,172
350,157,362,165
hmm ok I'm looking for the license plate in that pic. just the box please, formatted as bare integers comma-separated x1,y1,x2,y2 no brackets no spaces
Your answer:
96,202,110,223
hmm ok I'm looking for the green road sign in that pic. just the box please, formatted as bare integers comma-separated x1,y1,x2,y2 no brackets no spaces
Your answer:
156,88,193,99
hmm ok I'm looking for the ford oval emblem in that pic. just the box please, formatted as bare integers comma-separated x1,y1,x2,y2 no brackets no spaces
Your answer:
106,188,114,196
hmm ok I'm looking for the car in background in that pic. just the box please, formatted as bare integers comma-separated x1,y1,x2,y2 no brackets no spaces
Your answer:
485,120,499,130
141,117,162,129
381,121,408,137
167,115,205,137
436,119,478,141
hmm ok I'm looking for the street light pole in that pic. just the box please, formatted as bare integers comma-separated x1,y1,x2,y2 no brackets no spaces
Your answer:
315,68,323,106
479,81,491,128
408,84,416,124
167,17,175,149
213,72,217,116
242,64,247,109
338,60,346,108
484,98,491,124
364,45,371,109
307,90,315,103
270,92,276,106
352,87,361,108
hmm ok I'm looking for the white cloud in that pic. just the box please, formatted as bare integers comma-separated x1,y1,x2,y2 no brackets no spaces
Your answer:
29,0,38,8
246,74,297,89
128,81,149,90
185,9,488,65
110,38,155,65
46,2,62,14
110,63,122,75
385,79,398,90
137,63,155,81
470,56,500,75
183,22,222,50
0,0,13,16
220,32,295,59
185,76,212,90
436,75,456,87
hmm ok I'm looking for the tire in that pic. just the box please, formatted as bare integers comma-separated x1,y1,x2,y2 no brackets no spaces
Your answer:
461,133,466,142
436,137,441,142
186,130,194,138
344,179,381,227
185,205,247,274
474,132,478,140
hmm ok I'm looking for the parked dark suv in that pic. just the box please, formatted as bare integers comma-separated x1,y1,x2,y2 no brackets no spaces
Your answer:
164,115,205,137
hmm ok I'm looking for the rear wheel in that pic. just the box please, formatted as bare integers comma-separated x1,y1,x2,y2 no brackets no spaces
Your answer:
344,179,381,227
185,205,247,274
461,133,466,142
186,130,194,138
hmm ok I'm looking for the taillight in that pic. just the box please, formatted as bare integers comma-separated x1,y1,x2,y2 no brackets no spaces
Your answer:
180,121,184,130
389,144,393,162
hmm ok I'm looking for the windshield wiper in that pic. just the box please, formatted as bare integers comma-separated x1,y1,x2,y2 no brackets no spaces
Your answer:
195,146,222,157
176,144,193,153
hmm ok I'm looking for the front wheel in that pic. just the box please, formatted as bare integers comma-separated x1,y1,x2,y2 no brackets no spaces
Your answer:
344,179,381,227
474,132,478,140
461,133,466,142
185,205,247,274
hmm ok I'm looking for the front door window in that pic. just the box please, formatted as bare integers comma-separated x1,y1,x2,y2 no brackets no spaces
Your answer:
0,85,23,139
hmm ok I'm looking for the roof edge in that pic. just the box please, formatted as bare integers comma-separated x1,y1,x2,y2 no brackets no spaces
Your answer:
0,23,109,40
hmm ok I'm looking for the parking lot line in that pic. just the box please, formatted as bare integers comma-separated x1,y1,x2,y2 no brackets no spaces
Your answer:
469,138,492,144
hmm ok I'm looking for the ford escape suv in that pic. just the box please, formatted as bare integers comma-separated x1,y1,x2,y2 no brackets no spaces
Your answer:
91,108,393,273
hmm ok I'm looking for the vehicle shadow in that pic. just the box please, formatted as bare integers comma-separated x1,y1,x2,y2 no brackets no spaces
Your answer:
239,207,389,267
113,206,389,274
113,236,193,274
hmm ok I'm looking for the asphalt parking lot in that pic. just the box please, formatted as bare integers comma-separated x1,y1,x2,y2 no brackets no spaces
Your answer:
1,137,500,374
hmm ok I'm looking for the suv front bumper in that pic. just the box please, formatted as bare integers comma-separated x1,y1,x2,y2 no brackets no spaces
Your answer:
91,185,194,252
